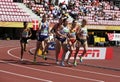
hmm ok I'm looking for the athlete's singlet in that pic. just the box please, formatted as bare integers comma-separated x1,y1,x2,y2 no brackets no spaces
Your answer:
80,27,88,37
22,30,29,38
40,22,49,36
60,25,69,35
37,21,49,41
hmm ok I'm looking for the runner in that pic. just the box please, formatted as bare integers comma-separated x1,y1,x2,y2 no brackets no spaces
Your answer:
75,19,88,63
66,19,79,66
51,17,63,64
20,22,32,61
56,18,70,66
33,14,50,63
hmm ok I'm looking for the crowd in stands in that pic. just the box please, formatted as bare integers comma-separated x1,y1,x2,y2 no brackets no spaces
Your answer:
24,0,120,25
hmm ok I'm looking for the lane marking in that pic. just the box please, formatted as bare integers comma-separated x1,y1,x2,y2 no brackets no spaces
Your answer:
0,69,52,82
56,66,120,78
1,41,120,82
30,48,120,78
7,47,21,59
0,60,104,82
5,47,105,82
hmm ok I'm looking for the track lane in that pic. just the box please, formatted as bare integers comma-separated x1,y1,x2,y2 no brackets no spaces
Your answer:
0,40,120,82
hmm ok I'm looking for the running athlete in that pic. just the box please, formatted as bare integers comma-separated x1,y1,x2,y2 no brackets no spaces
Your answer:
33,14,50,63
56,18,70,66
20,22,32,61
76,19,88,62
66,19,79,66
51,18,63,64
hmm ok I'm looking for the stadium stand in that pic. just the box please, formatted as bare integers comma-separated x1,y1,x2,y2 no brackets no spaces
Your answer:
22,0,120,25
0,0,120,24
0,0,32,22
0,0,120,43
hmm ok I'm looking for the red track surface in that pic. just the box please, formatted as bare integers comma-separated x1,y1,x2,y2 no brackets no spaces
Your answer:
0,40,120,82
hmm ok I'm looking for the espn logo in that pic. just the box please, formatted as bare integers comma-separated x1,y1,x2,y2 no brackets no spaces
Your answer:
84,50,100,57
65,47,113,60
72,50,100,57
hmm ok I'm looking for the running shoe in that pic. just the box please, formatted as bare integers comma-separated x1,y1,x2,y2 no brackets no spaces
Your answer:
60,62,65,67
79,56,83,62
41,55,47,60
20,58,23,61
56,61,59,65
66,62,71,65
33,59,36,64
73,61,77,66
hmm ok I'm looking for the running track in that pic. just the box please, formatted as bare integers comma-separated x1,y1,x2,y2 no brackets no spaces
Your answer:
0,40,120,82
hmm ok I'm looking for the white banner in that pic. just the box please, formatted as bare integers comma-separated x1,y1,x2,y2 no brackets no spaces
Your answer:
107,33,120,41
65,48,106,60
64,47,113,60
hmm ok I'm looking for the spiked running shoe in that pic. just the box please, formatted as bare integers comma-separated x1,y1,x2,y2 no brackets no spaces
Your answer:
66,62,71,65
56,61,60,65
60,62,65,67
41,55,47,60
79,56,83,62
73,61,77,66
33,59,37,64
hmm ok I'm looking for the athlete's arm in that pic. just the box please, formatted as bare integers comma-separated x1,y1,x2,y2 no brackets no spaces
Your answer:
20,29,23,40
48,23,51,35
56,26,66,38
28,28,32,38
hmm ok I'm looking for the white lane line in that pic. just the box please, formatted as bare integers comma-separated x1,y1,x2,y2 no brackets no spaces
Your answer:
0,69,52,82
6,47,104,82
0,60,104,82
7,47,21,59
0,47,53,82
30,47,120,78
57,66,120,78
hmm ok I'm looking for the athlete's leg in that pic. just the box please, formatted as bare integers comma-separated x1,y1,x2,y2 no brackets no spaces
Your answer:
81,41,88,57
66,41,72,64
60,42,68,66
20,42,24,60
23,43,27,51
33,41,41,62
79,41,88,62
73,41,81,65
55,39,61,63
42,39,49,55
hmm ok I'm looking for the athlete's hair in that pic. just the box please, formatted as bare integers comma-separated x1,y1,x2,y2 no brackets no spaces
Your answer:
72,19,77,23
41,14,48,22
42,14,48,18
63,18,68,23
82,19,87,24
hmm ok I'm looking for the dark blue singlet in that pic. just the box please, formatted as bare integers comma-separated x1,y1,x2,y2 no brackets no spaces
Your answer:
37,22,49,42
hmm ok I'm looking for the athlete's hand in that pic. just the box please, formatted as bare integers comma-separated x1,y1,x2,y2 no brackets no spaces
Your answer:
61,35,66,38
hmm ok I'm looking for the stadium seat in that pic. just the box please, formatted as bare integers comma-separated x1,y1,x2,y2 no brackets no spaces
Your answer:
0,0,32,22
